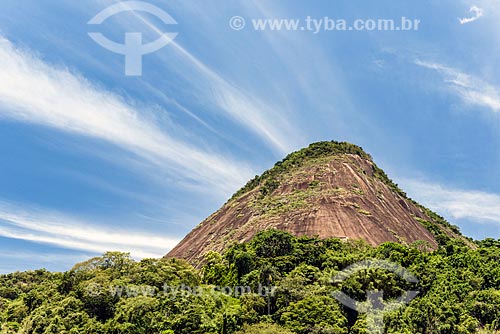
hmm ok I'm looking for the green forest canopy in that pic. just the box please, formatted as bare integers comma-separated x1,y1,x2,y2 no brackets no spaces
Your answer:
1,230,500,334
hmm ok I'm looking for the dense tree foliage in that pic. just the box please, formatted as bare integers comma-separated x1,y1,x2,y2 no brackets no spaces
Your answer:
1,233,500,333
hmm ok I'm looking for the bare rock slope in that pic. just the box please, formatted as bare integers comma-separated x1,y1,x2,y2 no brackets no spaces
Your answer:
167,142,465,264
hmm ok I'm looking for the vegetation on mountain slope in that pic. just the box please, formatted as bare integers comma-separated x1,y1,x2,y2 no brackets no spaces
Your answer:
169,141,468,264
1,231,500,333
0,142,491,333
231,141,374,200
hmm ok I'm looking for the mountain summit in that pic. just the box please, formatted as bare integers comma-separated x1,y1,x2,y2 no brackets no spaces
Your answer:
167,141,464,264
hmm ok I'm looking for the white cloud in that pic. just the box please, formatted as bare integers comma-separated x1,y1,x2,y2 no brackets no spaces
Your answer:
0,37,254,194
401,179,500,225
415,60,500,112
173,42,298,154
116,6,302,154
459,6,484,24
0,251,91,273
0,201,179,258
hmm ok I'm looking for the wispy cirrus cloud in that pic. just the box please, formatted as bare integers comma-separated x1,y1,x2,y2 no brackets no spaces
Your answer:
415,60,500,112
459,6,484,25
111,4,302,154
402,179,500,225
0,37,253,194
0,200,178,258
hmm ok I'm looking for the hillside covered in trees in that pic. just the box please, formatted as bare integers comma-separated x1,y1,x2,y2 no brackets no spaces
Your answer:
1,229,499,334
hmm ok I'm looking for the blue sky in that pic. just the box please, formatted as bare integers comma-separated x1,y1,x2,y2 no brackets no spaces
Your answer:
0,0,499,272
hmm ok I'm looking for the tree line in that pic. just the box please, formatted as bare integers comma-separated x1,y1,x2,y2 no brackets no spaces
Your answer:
1,229,500,333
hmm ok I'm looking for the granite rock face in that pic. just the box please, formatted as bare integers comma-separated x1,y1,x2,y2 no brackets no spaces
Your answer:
166,142,461,265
